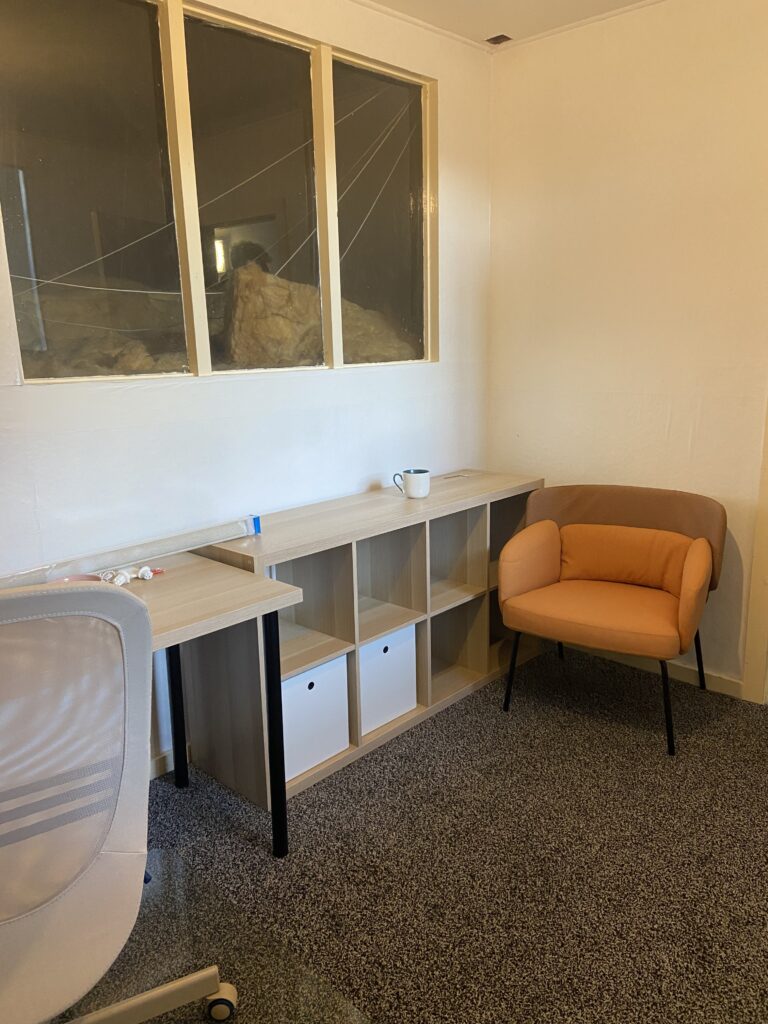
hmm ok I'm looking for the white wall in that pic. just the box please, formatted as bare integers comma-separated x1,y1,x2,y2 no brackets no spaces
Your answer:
0,0,492,577
487,0,768,687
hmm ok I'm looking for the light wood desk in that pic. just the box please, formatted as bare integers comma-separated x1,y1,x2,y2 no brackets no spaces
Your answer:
127,552,302,858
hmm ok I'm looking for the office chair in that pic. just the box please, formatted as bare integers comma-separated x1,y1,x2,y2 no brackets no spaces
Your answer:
0,583,238,1023
498,485,726,755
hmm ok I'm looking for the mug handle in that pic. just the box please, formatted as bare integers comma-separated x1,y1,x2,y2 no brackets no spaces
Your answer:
393,473,404,494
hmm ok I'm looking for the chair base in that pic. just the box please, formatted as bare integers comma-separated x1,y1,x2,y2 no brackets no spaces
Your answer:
71,966,237,1023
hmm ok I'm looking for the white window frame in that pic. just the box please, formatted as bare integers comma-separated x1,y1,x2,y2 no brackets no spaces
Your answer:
0,0,438,385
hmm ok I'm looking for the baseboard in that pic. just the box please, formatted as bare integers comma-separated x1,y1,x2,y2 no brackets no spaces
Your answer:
575,647,746,702
150,743,191,780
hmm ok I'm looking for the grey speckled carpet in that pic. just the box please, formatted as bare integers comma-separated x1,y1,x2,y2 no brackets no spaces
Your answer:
146,647,768,1024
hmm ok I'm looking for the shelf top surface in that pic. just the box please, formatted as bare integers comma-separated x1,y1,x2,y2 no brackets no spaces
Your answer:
202,469,543,571
126,552,302,651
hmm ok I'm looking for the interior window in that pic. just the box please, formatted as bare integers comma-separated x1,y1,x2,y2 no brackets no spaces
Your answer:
333,61,424,364
185,17,323,371
0,0,186,379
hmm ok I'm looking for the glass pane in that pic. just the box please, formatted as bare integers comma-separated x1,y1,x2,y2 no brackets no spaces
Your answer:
0,0,187,379
333,61,424,364
185,18,323,370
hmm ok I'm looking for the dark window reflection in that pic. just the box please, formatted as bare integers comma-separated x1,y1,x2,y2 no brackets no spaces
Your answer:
185,18,322,370
0,0,186,378
333,61,424,364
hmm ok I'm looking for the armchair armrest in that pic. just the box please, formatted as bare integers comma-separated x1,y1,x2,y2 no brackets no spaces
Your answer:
498,519,561,605
678,537,712,653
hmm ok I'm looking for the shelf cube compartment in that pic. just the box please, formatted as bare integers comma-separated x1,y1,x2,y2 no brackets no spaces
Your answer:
359,624,418,735
282,655,350,781
356,524,428,644
429,506,488,614
430,595,489,705
273,544,356,678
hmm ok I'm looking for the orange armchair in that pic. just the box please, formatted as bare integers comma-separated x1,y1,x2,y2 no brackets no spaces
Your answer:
499,485,726,755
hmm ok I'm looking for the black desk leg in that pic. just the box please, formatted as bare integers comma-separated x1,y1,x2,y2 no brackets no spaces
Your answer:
262,611,289,858
166,644,189,789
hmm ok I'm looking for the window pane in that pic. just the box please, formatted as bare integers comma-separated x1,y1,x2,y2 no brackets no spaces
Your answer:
333,62,424,364
0,0,186,379
185,18,322,370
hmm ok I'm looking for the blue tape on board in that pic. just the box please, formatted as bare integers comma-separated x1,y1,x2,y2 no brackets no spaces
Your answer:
251,515,261,535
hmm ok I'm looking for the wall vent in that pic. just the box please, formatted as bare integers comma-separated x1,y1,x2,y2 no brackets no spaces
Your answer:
486,34,512,45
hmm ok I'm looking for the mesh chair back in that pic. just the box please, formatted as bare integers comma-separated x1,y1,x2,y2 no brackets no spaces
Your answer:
0,584,153,1024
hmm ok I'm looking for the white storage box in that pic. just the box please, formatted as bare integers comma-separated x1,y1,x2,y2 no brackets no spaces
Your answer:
360,624,417,734
282,656,349,780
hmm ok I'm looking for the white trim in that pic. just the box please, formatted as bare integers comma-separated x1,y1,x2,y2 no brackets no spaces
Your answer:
183,0,317,50
311,45,344,368
157,0,212,376
150,744,191,780
344,0,492,52
347,0,668,52
605,651,744,702
500,0,669,50
0,206,24,386
742,399,768,704
422,79,438,363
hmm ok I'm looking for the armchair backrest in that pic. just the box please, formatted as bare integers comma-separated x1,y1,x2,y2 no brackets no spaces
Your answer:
526,485,727,590
0,583,153,1024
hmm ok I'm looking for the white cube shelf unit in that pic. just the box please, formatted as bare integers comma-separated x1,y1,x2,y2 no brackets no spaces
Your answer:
190,469,542,806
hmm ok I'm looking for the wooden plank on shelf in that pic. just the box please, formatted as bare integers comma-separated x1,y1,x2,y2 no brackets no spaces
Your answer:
430,579,486,615
358,596,426,644
286,744,357,797
361,703,428,745
431,659,484,703
198,470,544,572
278,619,355,679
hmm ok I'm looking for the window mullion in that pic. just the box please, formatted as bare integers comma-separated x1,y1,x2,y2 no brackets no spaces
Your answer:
310,44,343,368
0,211,23,385
158,0,211,376
423,81,439,362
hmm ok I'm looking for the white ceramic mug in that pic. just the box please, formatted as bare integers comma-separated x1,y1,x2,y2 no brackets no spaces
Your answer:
393,469,430,498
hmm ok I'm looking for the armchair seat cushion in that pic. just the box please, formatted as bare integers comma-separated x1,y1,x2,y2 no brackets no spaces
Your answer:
501,579,680,660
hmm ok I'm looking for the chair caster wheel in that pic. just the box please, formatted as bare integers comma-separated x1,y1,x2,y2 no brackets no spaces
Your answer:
205,983,238,1021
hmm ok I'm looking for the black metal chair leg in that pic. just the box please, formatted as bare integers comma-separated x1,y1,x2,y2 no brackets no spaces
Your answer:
166,644,189,788
503,631,522,712
557,641,564,661
694,630,706,690
660,661,675,756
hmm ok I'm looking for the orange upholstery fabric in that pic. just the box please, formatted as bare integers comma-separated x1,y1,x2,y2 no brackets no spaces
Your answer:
498,519,561,603
678,538,713,652
501,580,680,660
560,524,692,597
526,484,727,590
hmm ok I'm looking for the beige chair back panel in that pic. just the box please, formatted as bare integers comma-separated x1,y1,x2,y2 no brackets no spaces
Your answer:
526,485,726,590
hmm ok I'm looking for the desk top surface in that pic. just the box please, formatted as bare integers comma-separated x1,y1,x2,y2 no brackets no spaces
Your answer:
201,469,543,571
126,552,302,651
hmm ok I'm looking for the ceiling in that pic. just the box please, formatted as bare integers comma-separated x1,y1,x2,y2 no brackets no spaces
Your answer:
353,0,658,45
